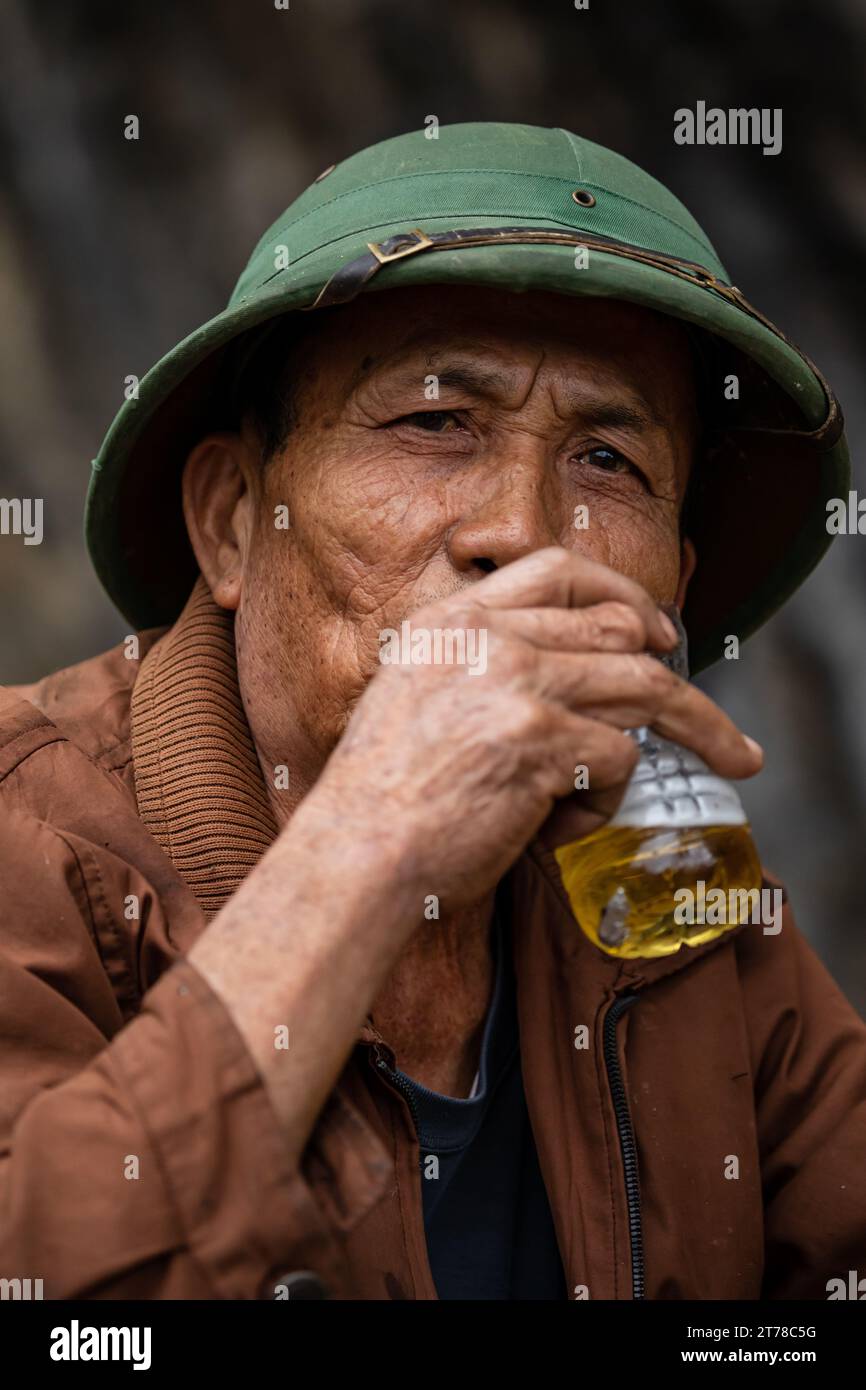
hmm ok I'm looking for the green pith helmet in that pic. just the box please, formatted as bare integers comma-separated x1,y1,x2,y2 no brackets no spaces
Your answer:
86,121,847,673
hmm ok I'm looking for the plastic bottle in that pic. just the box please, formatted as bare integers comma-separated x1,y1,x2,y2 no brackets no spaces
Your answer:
554,605,763,959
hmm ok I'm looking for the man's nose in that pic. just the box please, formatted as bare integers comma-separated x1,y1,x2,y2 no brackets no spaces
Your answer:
447,452,562,575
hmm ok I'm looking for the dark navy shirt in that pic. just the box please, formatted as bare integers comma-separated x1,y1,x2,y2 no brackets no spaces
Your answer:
392,910,569,1300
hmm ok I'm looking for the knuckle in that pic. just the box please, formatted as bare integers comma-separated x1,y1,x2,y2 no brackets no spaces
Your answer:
500,695,550,742
539,544,571,568
595,601,645,647
434,596,483,630
492,636,535,681
599,726,640,774
535,545,574,580
582,727,639,788
632,653,675,698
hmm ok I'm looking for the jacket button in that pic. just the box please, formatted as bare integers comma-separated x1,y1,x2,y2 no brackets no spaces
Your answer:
265,1270,328,1300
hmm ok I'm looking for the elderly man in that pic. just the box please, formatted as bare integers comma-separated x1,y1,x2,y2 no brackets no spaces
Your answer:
1,122,864,1302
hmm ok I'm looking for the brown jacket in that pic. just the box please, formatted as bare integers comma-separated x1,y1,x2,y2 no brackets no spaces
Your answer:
2,579,866,1301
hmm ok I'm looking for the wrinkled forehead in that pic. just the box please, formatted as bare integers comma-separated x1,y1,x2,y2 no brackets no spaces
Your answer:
302,285,699,428
322,282,688,356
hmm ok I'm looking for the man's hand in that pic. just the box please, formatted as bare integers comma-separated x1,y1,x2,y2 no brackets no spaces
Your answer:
312,547,763,911
190,547,762,1151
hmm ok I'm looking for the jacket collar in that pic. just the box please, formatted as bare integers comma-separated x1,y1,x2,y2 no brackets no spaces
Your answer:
129,575,747,1002
130,576,278,919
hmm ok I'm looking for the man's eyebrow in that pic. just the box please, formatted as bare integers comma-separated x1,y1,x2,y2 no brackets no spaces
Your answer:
432,365,512,395
356,353,669,433
572,397,667,434
431,370,666,434
345,356,511,400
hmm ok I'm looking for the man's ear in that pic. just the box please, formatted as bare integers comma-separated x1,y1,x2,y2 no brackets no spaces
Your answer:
182,427,261,611
674,536,698,611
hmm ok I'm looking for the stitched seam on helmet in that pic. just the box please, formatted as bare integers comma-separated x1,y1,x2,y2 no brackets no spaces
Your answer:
262,169,715,262
555,127,584,179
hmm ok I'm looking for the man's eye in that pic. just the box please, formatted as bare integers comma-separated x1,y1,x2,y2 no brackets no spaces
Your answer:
577,445,634,474
392,410,464,433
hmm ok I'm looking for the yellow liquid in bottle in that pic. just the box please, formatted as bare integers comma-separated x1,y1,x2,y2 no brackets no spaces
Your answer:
554,822,763,959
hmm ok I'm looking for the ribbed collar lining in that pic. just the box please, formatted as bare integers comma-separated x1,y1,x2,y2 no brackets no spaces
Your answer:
130,576,278,918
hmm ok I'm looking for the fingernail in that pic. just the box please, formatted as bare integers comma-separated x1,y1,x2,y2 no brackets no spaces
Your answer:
659,612,678,644
743,735,763,758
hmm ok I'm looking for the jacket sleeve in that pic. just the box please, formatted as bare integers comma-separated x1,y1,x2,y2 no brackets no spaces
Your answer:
0,809,391,1299
736,878,866,1299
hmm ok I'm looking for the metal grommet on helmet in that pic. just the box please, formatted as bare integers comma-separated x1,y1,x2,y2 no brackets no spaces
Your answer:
571,188,596,207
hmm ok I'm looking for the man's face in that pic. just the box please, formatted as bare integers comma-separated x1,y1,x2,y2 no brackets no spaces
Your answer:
188,285,698,770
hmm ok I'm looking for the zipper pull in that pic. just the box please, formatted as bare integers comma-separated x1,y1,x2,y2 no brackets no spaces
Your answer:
372,1041,396,1074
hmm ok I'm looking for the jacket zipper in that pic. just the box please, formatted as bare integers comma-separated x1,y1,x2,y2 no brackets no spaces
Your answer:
370,1037,460,1305
374,1005,645,1300
603,991,644,1299
372,1045,421,1135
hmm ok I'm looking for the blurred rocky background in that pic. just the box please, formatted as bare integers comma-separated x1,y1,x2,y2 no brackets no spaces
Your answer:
1,0,864,1011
